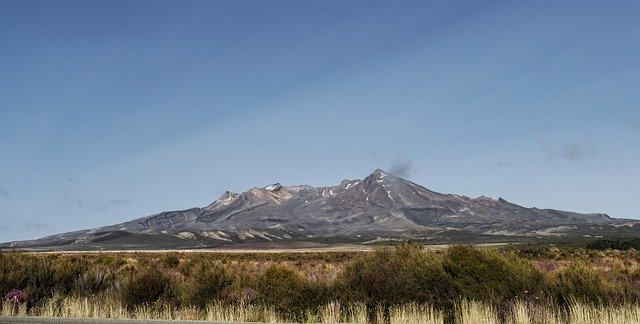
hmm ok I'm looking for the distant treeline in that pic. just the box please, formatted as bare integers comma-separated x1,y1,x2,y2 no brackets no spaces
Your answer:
586,238,640,250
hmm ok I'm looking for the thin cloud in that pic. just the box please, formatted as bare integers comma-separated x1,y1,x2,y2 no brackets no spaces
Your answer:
89,203,107,211
389,157,414,178
64,196,108,211
62,196,85,209
496,161,517,168
110,198,130,206
538,138,597,162
49,176,78,183
559,141,597,161
22,222,54,231
0,190,8,198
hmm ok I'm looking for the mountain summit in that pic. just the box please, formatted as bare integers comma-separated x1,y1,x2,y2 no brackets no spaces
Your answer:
3,169,632,250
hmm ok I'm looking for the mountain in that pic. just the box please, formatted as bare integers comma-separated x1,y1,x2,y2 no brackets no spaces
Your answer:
3,169,637,250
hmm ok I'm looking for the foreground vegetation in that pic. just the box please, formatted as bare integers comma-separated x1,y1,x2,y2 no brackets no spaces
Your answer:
3,243,640,323
6,298,640,323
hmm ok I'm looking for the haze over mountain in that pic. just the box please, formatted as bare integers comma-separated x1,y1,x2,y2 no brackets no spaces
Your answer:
3,169,634,250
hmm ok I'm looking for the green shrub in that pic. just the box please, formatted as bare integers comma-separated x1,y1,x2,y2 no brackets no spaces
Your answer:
22,258,57,309
120,267,175,308
443,245,542,304
50,256,89,295
74,266,113,296
339,243,457,322
255,265,327,320
340,243,455,306
184,263,231,307
547,263,608,305
161,254,180,268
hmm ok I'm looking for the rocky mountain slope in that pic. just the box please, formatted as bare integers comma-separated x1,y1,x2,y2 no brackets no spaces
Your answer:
3,169,635,249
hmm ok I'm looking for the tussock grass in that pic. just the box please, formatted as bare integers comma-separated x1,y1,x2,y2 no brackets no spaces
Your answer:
205,301,281,322
388,303,442,324
6,296,640,323
1,300,27,317
37,295,127,319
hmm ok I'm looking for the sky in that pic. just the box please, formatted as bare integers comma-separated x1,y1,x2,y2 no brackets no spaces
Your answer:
1,0,639,241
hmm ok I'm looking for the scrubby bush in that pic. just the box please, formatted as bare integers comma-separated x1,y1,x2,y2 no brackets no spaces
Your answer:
74,266,113,296
120,267,175,308
341,243,455,306
255,264,330,320
161,254,180,268
546,263,608,306
443,245,542,304
0,253,59,309
50,256,89,295
184,263,231,307
339,243,457,322
22,259,57,309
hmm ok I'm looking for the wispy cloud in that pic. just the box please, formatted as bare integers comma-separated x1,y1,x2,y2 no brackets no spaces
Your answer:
21,222,54,231
539,138,597,162
367,149,379,159
559,141,597,161
49,176,78,183
89,204,107,211
64,196,108,211
0,190,8,198
496,161,517,168
110,198,130,206
389,157,414,178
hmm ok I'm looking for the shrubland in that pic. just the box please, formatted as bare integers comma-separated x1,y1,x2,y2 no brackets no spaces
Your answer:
2,243,640,323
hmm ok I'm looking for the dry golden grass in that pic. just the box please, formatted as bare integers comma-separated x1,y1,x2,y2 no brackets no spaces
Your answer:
1,301,27,317
313,302,367,323
205,301,282,322
6,297,640,323
38,295,127,319
388,303,442,324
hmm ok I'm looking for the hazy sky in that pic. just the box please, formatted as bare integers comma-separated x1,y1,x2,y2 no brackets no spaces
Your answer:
1,1,639,241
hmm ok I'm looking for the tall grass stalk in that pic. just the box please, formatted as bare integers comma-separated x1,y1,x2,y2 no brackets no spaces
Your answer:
1,301,27,317
389,303,442,324
38,295,127,319
7,296,640,323
205,300,282,322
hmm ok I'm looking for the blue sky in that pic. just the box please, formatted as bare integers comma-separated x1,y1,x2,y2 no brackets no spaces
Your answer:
1,0,639,241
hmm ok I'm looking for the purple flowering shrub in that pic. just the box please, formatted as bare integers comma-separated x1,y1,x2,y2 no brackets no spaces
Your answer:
5,289,25,304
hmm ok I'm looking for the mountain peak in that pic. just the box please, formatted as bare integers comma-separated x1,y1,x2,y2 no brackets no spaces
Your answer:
365,169,405,185
219,190,238,202
370,168,394,179
264,183,283,191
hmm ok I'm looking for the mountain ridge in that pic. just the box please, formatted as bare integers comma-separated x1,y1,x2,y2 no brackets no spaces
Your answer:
2,169,633,250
